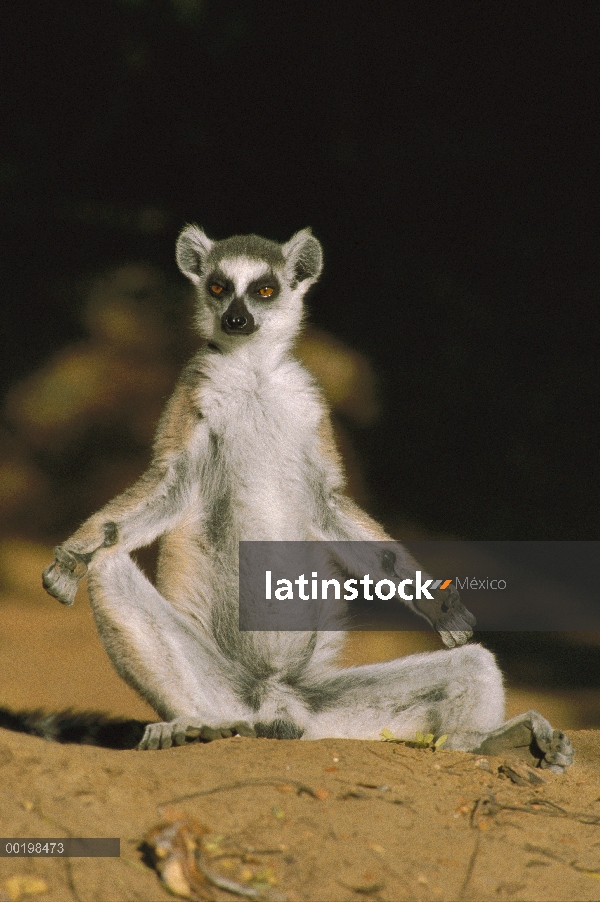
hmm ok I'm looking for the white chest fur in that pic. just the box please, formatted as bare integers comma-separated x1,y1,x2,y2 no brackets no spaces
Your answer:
195,348,324,541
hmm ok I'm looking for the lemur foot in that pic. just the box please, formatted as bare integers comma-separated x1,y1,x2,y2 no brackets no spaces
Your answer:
137,719,257,750
474,711,574,774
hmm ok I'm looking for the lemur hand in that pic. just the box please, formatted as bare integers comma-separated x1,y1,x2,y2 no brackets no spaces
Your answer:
414,584,476,648
42,546,91,606
42,522,119,606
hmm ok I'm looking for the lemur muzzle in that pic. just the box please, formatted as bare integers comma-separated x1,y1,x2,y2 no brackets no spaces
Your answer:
221,298,256,334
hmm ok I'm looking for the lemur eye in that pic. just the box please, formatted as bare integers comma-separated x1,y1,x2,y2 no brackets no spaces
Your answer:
209,283,224,296
258,286,274,297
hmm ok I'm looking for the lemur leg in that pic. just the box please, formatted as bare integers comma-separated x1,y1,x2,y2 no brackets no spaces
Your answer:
87,551,255,750
301,644,573,772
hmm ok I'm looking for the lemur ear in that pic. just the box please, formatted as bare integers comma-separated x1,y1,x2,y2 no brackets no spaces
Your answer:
176,225,214,283
282,228,323,287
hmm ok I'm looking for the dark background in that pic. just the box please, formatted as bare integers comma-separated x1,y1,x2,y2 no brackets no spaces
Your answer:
1,0,598,541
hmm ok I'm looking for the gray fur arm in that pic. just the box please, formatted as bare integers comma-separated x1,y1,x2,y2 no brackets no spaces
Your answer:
318,495,476,647
43,455,198,605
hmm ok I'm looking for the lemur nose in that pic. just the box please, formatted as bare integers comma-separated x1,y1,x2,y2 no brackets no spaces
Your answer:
225,315,248,330
221,301,255,335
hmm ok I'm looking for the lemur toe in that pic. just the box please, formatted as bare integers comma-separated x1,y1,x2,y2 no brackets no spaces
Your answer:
538,730,574,771
137,719,258,750
231,721,257,738
137,723,165,750
199,726,221,741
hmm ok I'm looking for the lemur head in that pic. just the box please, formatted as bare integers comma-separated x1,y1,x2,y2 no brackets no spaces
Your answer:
176,226,323,350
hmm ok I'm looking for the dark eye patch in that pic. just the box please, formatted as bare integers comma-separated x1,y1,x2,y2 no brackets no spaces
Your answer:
206,272,232,296
248,275,280,299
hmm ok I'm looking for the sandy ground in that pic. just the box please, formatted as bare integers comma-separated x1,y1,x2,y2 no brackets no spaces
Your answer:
1,539,599,902
1,728,600,902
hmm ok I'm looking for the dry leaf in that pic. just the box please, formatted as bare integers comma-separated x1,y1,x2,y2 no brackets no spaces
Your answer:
144,809,211,900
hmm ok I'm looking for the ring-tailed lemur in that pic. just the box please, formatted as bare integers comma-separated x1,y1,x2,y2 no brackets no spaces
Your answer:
40,226,573,771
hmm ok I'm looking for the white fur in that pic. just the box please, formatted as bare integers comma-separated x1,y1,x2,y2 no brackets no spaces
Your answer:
219,256,271,291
